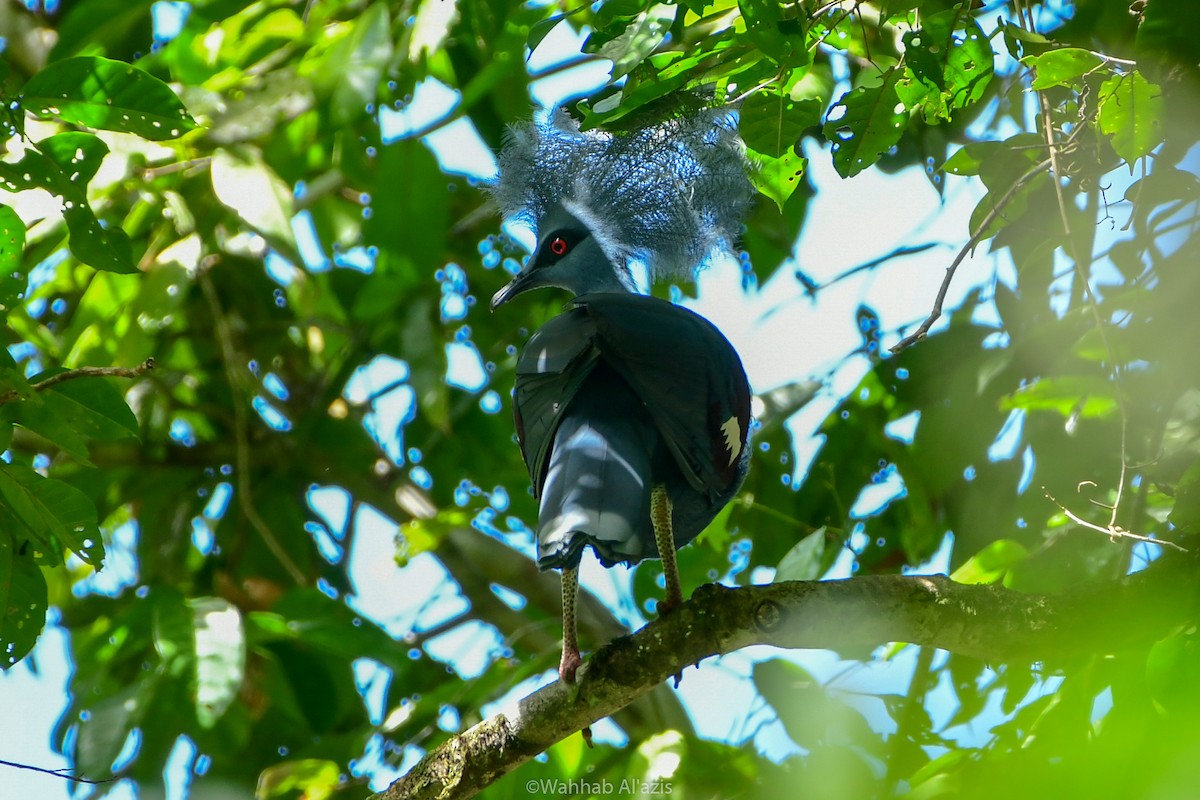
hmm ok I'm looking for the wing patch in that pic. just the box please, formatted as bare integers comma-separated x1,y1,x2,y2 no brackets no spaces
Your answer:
720,415,741,467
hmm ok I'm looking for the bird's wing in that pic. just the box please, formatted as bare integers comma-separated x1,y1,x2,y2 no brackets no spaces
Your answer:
576,292,751,495
512,306,601,495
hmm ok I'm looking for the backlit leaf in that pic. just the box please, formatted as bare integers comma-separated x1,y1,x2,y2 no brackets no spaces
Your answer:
22,56,195,140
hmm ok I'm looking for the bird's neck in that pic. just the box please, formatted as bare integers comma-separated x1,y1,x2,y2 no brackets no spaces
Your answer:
572,266,634,296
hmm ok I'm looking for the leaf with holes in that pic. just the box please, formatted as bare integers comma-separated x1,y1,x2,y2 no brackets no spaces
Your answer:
747,146,807,211
22,56,195,141
824,68,908,178
901,10,993,122
1098,71,1165,164
0,133,135,273
37,131,108,187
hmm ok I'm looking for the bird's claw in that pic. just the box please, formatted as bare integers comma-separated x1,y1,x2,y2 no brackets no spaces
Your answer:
655,592,682,616
559,648,583,684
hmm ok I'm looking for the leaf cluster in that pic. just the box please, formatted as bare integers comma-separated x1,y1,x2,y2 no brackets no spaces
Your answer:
1,1,1200,799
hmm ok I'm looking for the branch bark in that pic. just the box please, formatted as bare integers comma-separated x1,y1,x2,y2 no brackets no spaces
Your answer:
0,358,156,406
373,558,1200,800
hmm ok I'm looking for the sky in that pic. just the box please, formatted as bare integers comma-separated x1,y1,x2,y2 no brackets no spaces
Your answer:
0,5,1031,800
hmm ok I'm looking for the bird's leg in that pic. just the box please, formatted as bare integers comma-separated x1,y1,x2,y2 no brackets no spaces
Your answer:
559,564,583,683
560,564,593,745
651,484,682,615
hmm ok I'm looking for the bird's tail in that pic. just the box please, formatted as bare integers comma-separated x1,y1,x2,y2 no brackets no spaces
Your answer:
535,387,656,570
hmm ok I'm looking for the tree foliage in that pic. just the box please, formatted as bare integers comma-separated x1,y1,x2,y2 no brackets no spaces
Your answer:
0,0,1198,798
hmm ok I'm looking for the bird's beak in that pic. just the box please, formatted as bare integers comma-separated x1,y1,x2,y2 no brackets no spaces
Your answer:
490,269,538,311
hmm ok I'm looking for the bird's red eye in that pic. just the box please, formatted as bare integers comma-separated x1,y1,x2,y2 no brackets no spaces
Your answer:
550,237,569,256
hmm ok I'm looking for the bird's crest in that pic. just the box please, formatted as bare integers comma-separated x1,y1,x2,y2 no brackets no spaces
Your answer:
488,106,754,282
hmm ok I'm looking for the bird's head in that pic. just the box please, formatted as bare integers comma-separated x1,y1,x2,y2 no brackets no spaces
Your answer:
491,204,634,310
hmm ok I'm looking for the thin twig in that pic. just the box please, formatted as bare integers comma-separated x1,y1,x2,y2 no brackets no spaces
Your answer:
809,2,861,53
0,757,116,785
1043,487,1186,552
136,156,212,181
0,359,155,406
812,242,941,294
199,268,307,586
1034,60,1133,534
889,156,1053,352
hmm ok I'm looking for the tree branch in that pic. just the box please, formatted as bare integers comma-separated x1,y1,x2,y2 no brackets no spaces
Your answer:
374,559,1199,800
0,358,156,406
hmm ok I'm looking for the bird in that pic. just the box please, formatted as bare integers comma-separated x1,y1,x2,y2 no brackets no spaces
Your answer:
488,107,754,683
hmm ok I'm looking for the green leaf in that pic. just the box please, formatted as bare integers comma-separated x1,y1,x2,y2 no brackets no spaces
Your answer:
528,10,572,53
37,372,140,442
21,56,195,140
753,658,880,753
0,146,59,192
967,174,1048,241
942,141,997,176
595,4,677,80
4,368,137,465
190,597,245,728
64,204,136,273
774,527,827,582
37,131,108,187
901,10,994,122
0,348,32,400
1169,459,1200,532
364,140,447,275
824,68,909,178
1135,0,1200,78
3,389,95,464
76,680,151,778
409,0,458,61
741,91,821,157
211,148,297,254
321,2,393,124
0,530,48,669
0,464,103,567
0,133,136,273
1022,48,1104,89
0,205,27,310
1098,71,1165,164
950,539,1029,585
737,0,805,66
1000,375,1119,419
257,759,342,800
747,146,807,212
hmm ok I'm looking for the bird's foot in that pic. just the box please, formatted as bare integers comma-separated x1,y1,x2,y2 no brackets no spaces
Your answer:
655,590,683,617
559,647,583,684
657,589,684,687
581,726,594,749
